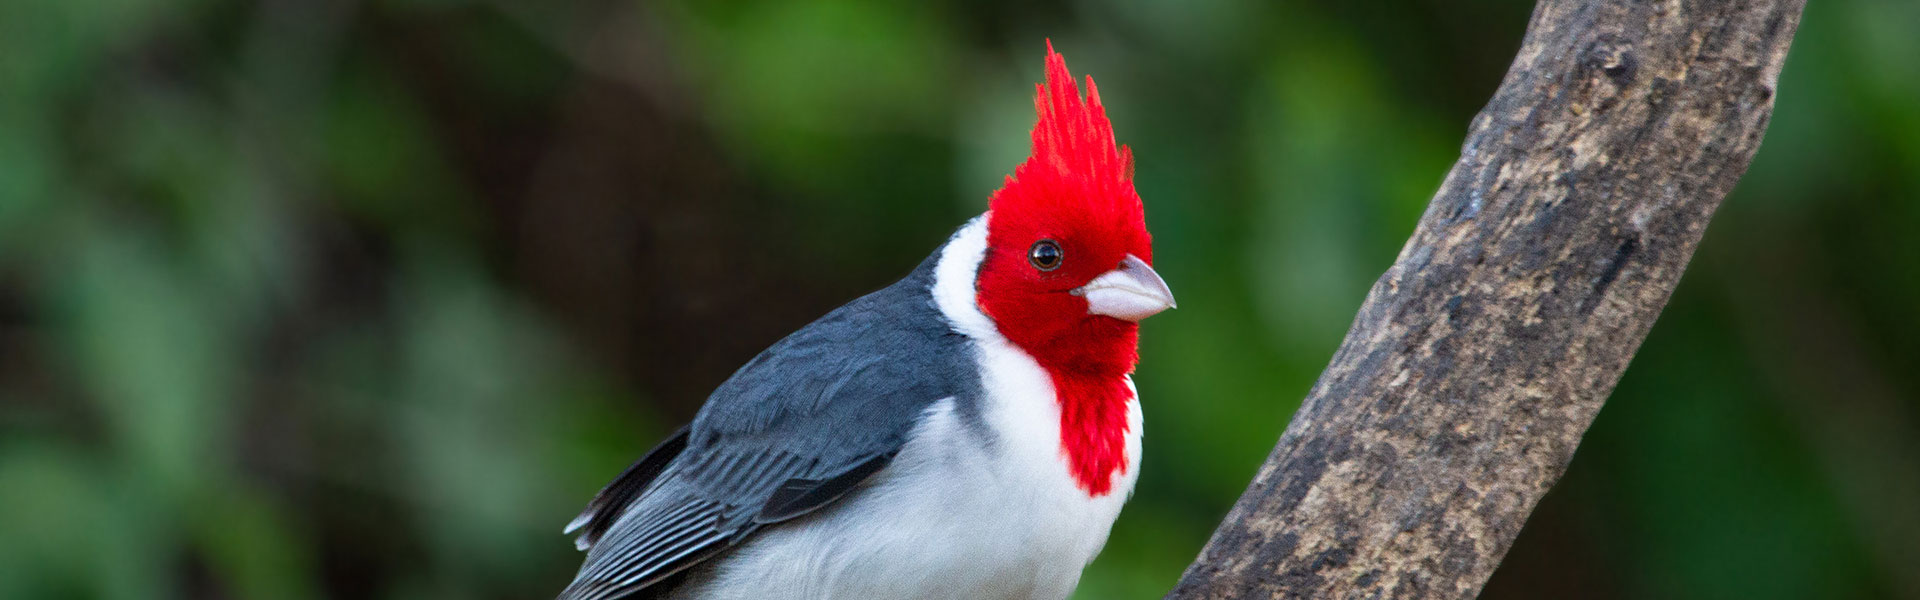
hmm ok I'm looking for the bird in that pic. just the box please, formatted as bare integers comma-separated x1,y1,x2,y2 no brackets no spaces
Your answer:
556,41,1174,600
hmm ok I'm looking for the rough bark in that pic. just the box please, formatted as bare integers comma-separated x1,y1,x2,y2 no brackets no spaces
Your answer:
1166,0,1806,598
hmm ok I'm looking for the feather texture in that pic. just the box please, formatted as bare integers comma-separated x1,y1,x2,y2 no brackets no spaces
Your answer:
557,249,982,600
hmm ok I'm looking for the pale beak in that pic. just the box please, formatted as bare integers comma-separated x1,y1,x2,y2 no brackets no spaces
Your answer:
1073,254,1176,322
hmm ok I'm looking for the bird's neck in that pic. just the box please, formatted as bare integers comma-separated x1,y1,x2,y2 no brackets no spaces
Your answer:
1045,364,1135,497
1015,324,1139,498
923,215,1138,497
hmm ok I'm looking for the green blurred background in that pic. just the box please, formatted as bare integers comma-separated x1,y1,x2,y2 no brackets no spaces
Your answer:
2,0,1916,598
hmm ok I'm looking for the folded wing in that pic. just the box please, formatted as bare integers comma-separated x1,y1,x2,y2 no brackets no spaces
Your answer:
556,258,977,600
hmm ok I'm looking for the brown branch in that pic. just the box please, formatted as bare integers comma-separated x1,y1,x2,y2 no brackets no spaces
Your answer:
1166,1,1806,598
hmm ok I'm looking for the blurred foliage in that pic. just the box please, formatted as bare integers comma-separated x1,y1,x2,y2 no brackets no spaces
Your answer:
1,0,1916,598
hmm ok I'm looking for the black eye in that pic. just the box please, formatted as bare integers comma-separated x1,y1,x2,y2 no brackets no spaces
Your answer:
1028,239,1063,271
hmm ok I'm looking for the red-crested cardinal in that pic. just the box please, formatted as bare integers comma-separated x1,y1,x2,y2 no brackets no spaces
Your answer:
558,41,1174,600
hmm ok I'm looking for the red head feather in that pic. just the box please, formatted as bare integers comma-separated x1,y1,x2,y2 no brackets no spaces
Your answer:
976,41,1152,496
1017,42,1139,218
989,41,1148,268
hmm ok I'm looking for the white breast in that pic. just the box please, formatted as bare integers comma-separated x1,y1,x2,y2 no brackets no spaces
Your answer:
673,367,1141,600
668,215,1142,600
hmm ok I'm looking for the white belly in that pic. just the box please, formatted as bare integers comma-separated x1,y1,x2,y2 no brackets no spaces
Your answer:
673,356,1143,600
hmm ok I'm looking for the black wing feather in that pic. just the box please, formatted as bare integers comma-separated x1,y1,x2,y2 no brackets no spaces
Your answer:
565,426,690,550
755,449,898,524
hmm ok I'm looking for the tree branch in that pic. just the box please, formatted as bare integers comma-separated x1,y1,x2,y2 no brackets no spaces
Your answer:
1166,0,1806,597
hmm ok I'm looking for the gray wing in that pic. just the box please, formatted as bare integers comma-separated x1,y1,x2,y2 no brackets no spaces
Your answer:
557,255,980,600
